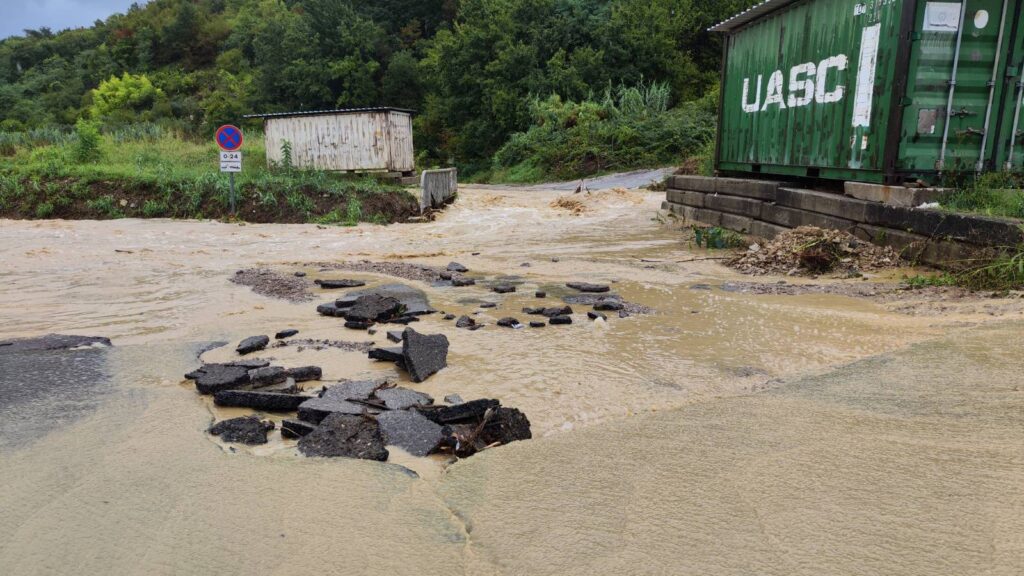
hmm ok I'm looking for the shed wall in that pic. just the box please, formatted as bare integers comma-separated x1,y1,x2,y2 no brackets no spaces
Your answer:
264,111,414,172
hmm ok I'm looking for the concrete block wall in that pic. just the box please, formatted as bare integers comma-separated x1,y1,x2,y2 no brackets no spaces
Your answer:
663,176,1021,270
420,168,458,212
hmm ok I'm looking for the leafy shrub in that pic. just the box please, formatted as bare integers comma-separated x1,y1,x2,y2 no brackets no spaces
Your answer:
72,119,104,164
34,202,54,218
86,195,123,218
142,200,168,217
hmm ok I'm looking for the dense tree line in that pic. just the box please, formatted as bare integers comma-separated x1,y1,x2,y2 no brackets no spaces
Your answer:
0,0,746,171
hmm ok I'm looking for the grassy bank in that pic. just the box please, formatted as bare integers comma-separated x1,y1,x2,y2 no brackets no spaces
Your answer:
0,126,419,224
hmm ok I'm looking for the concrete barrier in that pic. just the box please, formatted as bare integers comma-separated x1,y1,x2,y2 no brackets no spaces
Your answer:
420,168,458,212
664,177,1024,269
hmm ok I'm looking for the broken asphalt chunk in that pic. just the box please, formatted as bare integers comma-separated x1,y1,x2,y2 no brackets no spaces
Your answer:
297,381,382,424
497,317,522,329
549,315,572,325
387,330,404,343
447,262,469,273
369,347,406,366
275,329,299,339
298,414,389,460
188,364,251,395
402,328,449,383
566,282,610,293
209,416,274,445
375,387,434,411
248,366,288,388
492,283,516,294
418,399,500,425
281,419,317,439
213,390,309,412
286,366,322,382
315,279,366,289
236,335,270,355
376,411,444,457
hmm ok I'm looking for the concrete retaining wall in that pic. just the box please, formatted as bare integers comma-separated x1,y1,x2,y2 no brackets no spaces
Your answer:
420,168,458,212
663,176,1021,269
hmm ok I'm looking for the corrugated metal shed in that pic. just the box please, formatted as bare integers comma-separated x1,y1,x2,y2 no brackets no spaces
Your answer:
246,107,415,174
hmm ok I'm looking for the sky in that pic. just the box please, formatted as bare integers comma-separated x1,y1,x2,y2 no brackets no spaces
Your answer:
2,0,146,41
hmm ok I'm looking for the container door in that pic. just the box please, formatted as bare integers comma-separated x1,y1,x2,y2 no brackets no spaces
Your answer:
990,2,1024,171
898,0,1016,177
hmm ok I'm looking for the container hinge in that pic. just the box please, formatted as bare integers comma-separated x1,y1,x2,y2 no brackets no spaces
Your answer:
950,107,976,118
956,127,985,137
947,80,958,87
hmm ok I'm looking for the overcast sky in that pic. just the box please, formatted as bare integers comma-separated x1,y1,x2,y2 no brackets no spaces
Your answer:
3,0,146,41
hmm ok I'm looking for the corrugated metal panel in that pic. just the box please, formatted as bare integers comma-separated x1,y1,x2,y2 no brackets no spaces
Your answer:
244,107,415,120
263,111,415,172
710,0,802,32
715,0,1024,183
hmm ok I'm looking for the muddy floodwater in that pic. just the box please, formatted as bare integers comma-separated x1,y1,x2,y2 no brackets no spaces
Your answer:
1,185,1022,575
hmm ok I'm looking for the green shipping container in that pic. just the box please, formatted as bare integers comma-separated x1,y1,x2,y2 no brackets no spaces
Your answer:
713,0,1024,184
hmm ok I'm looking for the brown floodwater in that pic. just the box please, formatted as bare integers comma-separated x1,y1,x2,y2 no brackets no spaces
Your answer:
0,185,1021,575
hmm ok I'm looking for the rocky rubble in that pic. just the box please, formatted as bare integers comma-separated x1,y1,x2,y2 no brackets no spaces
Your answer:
730,226,902,277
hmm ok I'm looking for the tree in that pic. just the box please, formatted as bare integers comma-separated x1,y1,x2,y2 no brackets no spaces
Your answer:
90,72,164,121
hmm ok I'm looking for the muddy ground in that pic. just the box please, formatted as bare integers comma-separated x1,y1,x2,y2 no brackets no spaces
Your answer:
0,182,1022,575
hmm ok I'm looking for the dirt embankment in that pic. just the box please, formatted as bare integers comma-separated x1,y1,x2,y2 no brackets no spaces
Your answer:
0,176,420,224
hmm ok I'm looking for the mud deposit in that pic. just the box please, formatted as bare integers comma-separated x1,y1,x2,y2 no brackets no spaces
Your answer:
1,185,1022,575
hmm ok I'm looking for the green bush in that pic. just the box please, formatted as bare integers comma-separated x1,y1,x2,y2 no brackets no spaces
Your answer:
942,172,1024,220
142,199,168,217
34,202,54,218
71,119,104,164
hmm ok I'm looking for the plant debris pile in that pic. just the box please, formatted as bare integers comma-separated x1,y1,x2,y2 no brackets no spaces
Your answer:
730,226,902,276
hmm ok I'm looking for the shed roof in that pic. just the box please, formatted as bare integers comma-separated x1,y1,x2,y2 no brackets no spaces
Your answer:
709,0,801,33
243,107,415,120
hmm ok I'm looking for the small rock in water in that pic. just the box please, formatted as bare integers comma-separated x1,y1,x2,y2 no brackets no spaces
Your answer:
237,335,270,355
214,390,309,412
497,317,522,329
593,299,624,312
286,366,322,382
551,257,560,263
529,321,546,328
492,283,516,294
209,416,274,445
456,316,477,329
478,407,532,446
249,366,288,388
480,302,498,309
376,410,444,457
542,306,573,318
440,271,453,281
275,329,299,340
452,276,476,287
566,282,610,293
375,387,434,410
317,303,342,317
522,307,544,315
444,394,465,405
588,311,607,321
281,419,317,439
447,262,469,273
443,314,457,321
345,320,372,330
315,279,367,289
387,330,404,343
294,272,307,277
549,315,573,325
618,310,631,318
402,328,449,383
535,291,547,298
298,414,389,460
520,262,532,267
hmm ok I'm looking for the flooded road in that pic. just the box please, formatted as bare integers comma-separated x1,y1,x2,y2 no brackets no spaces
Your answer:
0,185,1022,575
